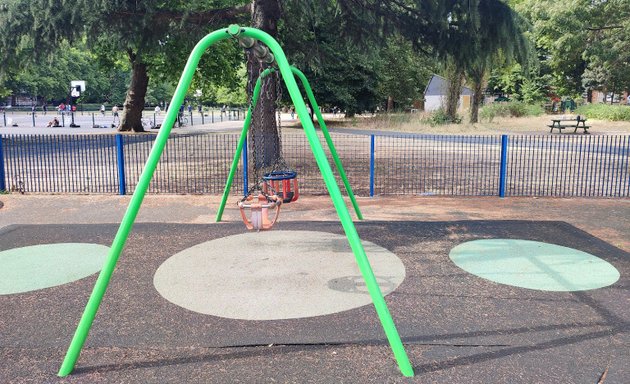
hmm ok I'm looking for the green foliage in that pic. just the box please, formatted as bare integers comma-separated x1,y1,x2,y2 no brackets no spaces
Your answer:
378,36,435,110
575,104,630,122
517,0,630,96
422,108,462,126
487,63,549,103
279,1,383,115
0,1,248,107
479,101,544,122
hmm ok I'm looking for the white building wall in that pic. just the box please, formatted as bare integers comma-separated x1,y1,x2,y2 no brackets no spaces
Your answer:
424,96,469,112
424,96,444,112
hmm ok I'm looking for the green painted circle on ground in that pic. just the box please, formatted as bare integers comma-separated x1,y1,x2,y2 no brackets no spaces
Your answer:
0,243,109,295
449,239,620,292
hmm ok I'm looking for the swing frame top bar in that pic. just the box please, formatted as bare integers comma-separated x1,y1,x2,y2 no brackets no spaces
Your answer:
57,25,413,378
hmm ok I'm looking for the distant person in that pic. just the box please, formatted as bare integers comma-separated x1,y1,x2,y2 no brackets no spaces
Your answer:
187,104,192,113
71,105,77,112
42,104,47,115
112,105,120,126
100,104,106,116
197,104,202,113
31,105,36,116
627,94,630,105
58,102,65,114
154,105,161,114
47,117,60,127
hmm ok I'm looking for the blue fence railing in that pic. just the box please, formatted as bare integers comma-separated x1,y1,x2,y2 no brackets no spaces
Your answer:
0,132,628,197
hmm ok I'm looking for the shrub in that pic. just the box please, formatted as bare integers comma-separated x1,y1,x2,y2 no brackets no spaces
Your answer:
480,102,544,122
575,104,630,121
422,108,462,125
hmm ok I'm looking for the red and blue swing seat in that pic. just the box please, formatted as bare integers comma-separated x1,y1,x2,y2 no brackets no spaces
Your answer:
238,170,298,231
262,170,299,203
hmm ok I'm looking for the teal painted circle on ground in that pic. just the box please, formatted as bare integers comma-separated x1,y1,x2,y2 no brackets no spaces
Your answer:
0,243,110,295
449,239,620,292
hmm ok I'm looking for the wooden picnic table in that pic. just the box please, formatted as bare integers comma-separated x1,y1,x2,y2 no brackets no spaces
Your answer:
548,115,590,134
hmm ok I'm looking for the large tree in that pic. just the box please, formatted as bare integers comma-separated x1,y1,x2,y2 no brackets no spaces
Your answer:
0,0,249,132
430,0,528,123
517,0,630,99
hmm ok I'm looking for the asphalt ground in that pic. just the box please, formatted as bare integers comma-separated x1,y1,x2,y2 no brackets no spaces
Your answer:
0,195,629,383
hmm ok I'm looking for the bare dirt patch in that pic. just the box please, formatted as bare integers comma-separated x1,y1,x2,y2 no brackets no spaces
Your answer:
285,113,630,136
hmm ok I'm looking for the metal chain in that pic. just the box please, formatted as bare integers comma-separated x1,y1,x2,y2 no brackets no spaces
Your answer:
271,70,291,172
275,70,283,159
249,56,264,185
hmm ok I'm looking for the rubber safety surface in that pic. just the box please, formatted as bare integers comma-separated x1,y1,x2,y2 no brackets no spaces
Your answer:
0,220,627,383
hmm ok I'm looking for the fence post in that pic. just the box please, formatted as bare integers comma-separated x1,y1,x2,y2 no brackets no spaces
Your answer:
190,110,193,126
211,111,214,123
499,134,508,198
370,134,375,197
92,113,95,127
2,112,5,127
0,135,5,191
115,134,126,195
153,113,156,128
242,136,248,196
201,111,205,125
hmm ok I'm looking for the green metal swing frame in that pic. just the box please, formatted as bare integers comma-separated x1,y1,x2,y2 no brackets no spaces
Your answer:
215,65,362,221
58,25,413,378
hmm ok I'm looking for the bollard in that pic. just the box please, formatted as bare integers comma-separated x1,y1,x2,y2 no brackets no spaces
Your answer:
32,112,36,127
61,113,65,127
211,111,214,123
92,113,95,127
153,113,156,128
201,111,204,124
190,110,193,126
3,112,5,127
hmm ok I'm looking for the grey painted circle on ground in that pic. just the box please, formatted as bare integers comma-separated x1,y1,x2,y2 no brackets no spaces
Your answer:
449,239,620,291
0,243,110,295
153,231,406,320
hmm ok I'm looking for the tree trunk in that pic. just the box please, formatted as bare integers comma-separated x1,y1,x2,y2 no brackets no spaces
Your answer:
469,65,486,124
118,60,148,132
387,96,394,112
470,79,484,124
445,65,464,123
248,0,281,176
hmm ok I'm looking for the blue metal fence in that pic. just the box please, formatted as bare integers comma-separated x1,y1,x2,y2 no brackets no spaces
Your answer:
0,132,628,197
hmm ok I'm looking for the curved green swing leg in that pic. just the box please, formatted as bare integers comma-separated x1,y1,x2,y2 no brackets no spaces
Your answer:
216,65,363,222
58,25,413,378
290,67,363,220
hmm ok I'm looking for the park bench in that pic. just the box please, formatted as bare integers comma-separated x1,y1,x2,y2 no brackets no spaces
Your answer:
547,115,590,134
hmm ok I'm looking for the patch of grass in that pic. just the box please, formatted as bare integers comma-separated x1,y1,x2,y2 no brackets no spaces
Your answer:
575,104,630,121
480,102,544,122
